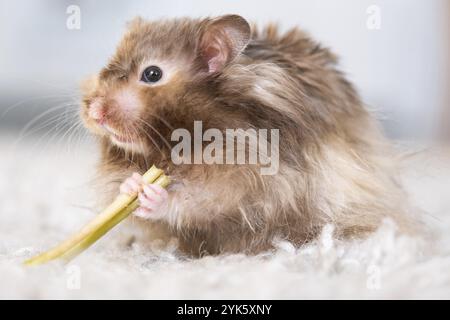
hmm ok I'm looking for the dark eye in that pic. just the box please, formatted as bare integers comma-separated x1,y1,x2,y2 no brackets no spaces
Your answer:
141,65,163,83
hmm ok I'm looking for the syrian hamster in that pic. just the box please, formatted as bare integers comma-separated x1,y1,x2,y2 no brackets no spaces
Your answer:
81,15,414,256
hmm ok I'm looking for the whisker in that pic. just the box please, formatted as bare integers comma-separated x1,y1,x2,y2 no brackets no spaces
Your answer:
148,113,174,130
1,93,78,118
140,126,164,155
136,118,172,150
17,102,78,137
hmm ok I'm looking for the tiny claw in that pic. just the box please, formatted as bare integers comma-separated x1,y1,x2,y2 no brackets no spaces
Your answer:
133,183,169,220
119,172,143,196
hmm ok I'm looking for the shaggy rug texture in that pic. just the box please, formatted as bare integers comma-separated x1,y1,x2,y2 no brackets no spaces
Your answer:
0,133,449,299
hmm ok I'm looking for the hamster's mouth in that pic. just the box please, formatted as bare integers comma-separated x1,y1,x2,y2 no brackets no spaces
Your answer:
101,124,139,146
111,133,133,144
99,123,146,154
101,124,130,141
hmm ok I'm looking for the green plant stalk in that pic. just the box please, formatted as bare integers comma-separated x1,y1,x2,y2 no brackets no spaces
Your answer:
60,174,170,262
24,166,169,266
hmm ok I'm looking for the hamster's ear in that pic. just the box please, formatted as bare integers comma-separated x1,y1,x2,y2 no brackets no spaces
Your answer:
199,15,251,73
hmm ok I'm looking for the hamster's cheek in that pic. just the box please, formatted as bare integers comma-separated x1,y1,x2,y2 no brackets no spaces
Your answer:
111,87,143,117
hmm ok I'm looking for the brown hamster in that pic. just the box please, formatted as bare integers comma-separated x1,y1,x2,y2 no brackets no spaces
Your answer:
81,15,414,256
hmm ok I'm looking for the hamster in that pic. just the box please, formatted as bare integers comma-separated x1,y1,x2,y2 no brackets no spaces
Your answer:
81,15,414,256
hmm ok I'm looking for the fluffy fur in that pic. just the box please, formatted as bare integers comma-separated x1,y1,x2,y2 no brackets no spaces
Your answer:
1,136,447,299
81,15,417,256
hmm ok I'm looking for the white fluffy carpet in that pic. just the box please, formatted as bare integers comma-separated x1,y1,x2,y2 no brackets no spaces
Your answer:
1,133,449,299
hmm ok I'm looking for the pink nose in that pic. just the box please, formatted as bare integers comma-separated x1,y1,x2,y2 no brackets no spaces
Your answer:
89,99,106,124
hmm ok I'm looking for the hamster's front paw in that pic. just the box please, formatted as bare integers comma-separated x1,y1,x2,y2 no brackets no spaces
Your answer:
119,172,143,196
119,172,169,220
135,183,169,220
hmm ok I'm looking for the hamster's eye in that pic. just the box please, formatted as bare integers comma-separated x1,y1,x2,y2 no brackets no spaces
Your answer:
141,66,163,83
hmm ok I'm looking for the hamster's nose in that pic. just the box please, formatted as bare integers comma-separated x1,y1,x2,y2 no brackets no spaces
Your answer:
89,98,106,124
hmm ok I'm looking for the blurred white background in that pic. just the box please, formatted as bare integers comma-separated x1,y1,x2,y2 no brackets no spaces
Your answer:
0,0,449,141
